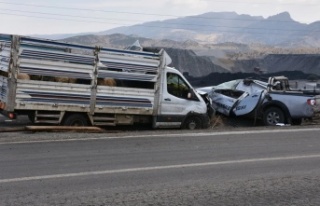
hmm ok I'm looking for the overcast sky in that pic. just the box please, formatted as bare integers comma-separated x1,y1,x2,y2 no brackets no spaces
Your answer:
1,0,319,35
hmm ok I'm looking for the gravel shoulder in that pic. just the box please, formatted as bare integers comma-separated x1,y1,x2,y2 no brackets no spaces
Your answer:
1,114,319,143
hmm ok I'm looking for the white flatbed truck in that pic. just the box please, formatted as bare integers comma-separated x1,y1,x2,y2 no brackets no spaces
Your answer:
0,34,210,129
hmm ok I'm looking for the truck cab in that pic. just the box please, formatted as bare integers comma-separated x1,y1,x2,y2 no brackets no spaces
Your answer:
155,66,209,129
267,76,291,92
261,76,318,125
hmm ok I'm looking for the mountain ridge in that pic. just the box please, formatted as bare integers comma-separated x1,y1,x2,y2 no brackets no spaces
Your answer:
33,11,319,47
97,11,320,48
56,11,320,81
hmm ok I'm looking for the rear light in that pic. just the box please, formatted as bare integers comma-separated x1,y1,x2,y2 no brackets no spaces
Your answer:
8,113,16,119
307,99,316,106
0,102,5,109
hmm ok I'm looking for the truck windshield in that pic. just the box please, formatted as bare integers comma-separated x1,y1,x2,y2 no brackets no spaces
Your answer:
167,72,190,99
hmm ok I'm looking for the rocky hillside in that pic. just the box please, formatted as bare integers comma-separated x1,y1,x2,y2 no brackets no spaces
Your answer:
260,54,320,75
64,34,203,50
37,11,320,48
64,34,228,77
102,12,320,48
231,54,320,75
63,34,320,80
188,71,319,87
164,48,226,77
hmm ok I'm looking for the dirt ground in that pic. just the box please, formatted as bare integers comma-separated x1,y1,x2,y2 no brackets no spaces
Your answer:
210,113,320,128
1,113,319,134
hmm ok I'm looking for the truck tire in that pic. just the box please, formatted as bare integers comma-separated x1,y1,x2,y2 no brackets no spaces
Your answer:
291,118,302,125
263,107,285,126
183,116,202,130
62,113,90,126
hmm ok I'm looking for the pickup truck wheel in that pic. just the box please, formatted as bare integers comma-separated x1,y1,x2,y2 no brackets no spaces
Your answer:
183,116,202,130
291,118,302,125
263,107,285,126
62,113,89,126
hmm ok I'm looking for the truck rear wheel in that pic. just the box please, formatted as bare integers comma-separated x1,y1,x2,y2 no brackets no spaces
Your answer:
62,113,90,126
183,116,202,130
263,107,285,126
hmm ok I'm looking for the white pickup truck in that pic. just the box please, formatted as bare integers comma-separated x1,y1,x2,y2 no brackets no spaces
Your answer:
198,76,319,126
0,34,210,129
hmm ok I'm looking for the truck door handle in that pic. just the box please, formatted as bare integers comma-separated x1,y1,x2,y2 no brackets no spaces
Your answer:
164,98,171,101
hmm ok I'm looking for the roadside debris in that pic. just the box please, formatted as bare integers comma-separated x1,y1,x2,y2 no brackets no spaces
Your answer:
275,123,291,127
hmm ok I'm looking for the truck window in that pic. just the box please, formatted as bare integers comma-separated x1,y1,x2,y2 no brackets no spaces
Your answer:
167,73,190,99
272,80,289,91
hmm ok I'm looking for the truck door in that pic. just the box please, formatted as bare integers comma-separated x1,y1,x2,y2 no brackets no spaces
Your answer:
157,72,204,127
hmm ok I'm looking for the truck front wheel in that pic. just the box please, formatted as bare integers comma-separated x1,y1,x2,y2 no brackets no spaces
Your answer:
62,113,90,126
263,107,285,126
183,116,202,130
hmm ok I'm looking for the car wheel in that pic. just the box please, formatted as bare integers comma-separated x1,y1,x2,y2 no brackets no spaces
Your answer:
263,107,285,126
62,113,89,126
183,116,202,130
291,118,302,125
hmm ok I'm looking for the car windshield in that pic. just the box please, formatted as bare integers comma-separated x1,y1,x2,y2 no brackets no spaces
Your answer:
213,80,241,90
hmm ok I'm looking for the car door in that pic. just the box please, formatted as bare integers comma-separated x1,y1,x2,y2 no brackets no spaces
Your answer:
232,90,264,116
209,89,238,116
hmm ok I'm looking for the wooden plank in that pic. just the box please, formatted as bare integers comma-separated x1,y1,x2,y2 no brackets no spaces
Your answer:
25,126,105,133
0,127,26,133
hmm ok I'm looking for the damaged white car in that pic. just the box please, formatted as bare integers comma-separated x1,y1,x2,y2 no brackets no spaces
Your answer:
197,76,319,126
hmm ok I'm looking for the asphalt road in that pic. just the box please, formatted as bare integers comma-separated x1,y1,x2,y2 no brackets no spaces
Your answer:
1,127,320,206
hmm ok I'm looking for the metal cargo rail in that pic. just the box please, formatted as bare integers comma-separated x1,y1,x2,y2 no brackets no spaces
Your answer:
0,34,166,125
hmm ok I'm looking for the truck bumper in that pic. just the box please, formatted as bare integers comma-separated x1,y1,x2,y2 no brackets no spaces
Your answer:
0,109,17,119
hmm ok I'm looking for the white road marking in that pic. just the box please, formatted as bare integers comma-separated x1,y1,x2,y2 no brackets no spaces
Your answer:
1,127,320,145
1,154,320,184
0,128,320,145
